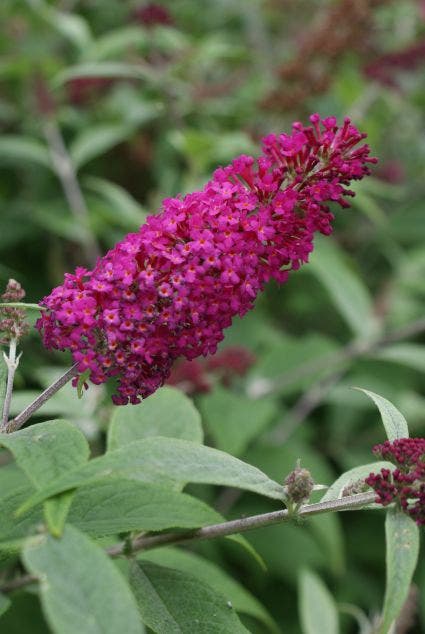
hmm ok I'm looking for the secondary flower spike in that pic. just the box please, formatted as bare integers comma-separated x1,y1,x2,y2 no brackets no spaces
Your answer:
37,115,376,405
366,438,425,526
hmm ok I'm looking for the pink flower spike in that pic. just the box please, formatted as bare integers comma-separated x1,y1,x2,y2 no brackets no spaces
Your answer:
37,115,376,405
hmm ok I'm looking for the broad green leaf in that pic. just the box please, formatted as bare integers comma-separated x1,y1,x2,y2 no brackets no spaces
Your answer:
0,592,11,617
0,487,41,542
29,0,92,49
83,26,147,61
68,479,223,535
53,63,156,88
139,548,278,633
0,419,90,488
379,510,419,634
321,461,394,503
299,568,339,634
22,525,144,634
0,463,32,501
19,438,285,513
309,237,379,339
70,124,135,169
1,420,90,536
0,136,51,168
372,343,425,373
198,387,277,456
354,389,409,441
129,560,248,633
84,176,147,227
107,387,203,450
246,332,340,398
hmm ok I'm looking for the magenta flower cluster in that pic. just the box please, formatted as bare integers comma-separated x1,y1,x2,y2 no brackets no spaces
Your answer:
366,438,425,525
37,114,376,405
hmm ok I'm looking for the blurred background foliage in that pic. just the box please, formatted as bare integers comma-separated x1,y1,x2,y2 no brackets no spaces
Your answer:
1,0,425,631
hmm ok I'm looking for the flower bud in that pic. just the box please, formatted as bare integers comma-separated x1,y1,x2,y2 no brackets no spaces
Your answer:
284,461,315,505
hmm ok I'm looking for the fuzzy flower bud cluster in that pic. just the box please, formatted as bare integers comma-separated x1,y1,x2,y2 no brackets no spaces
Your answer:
284,461,315,505
0,280,29,345
37,115,376,405
366,438,425,525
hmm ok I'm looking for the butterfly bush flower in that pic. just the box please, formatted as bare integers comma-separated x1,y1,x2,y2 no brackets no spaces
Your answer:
366,438,425,525
37,114,376,405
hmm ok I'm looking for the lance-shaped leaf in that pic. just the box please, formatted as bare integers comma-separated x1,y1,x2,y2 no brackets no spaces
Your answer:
309,237,379,340
22,525,144,634
129,560,248,633
68,479,224,535
299,568,339,634
198,387,277,456
18,438,286,513
378,510,419,634
371,343,425,373
139,548,278,633
354,389,409,441
107,386,203,449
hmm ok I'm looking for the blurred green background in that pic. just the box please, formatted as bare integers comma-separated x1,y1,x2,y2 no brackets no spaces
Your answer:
1,0,425,631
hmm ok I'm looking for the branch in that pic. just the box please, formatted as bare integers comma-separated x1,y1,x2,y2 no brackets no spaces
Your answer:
43,118,100,266
107,491,376,557
4,364,79,433
1,339,21,430
0,491,376,593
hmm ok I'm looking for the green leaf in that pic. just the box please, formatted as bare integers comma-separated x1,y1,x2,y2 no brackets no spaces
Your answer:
309,237,379,339
1,420,90,536
22,525,144,634
372,343,425,373
0,419,90,488
53,63,156,88
84,176,147,227
107,386,203,450
198,387,277,456
44,491,75,538
354,389,409,441
139,548,278,633
68,479,223,535
0,136,51,168
246,332,340,398
83,26,147,61
0,486,42,542
321,461,394,503
70,124,135,169
379,510,420,634
18,438,285,513
29,0,92,50
0,592,11,617
129,560,249,633
299,568,339,634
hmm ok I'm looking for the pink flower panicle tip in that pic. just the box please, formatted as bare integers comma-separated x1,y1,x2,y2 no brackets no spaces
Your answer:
366,438,425,526
37,115,376,405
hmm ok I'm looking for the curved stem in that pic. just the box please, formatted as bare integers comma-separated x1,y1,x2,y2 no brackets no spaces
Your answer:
1,339,20,430
107,491,376,557
4,364,79,433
